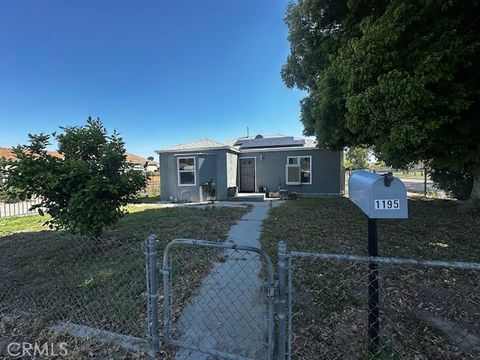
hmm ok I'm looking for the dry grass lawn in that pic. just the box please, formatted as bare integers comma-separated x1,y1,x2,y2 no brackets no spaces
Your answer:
261,197,480,359
0,205,248,359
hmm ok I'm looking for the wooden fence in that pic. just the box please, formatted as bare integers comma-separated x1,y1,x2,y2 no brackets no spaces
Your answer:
145,173,161,196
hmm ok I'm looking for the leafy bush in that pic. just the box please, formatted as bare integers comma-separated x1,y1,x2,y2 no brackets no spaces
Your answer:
430,168,473,201
1,118,147,237
201,179,216,203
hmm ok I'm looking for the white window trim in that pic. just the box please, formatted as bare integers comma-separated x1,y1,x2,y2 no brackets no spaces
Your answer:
286,156,312,185
177,157,196,186
285,164,301,185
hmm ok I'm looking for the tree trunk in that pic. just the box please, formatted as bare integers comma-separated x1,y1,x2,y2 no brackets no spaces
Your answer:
460,168,480,212
468,170,480,203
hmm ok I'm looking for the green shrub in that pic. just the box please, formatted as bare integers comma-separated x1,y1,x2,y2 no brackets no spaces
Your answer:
430,168,473,200
1,117,147,237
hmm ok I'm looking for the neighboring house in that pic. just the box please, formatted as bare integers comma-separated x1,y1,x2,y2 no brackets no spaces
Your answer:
0,147,63,188
155,135,344,202
125,153,159,173
0,148,16,187
1,147,62,160
0,147,157,172
0,147,19,161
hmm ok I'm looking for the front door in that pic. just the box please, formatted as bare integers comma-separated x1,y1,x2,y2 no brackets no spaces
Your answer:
239,158,256,192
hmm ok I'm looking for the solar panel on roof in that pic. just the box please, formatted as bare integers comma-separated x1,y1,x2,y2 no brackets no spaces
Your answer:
237,136,305,149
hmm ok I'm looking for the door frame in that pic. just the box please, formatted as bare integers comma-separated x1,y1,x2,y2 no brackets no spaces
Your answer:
238,156,257,193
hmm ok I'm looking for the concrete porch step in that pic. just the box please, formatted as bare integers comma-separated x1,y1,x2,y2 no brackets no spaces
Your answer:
227,193,266,202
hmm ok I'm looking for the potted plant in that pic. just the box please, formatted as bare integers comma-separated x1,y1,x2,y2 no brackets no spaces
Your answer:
201,179,216,203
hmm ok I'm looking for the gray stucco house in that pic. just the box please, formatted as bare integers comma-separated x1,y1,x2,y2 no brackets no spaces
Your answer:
155,135,344,202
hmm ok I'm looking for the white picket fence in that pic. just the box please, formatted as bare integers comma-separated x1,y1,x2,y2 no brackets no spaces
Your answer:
0,198,43,218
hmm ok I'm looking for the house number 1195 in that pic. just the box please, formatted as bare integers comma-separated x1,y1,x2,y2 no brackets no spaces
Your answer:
374,199,400,210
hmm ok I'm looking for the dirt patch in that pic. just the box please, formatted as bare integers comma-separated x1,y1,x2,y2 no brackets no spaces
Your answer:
416,311,480,353
0,310,147,359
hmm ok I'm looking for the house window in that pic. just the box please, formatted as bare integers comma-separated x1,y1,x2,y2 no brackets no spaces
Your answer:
286,156,312,185
177,157,196,186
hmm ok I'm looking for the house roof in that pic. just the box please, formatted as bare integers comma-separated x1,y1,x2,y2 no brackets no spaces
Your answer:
223,134,286,147
303,138,317,147
125,152,158,165
233,136,305,149
157,138,230,152
0,147,17,161
0,147,63,160
227,134,316,149
156,135,318,154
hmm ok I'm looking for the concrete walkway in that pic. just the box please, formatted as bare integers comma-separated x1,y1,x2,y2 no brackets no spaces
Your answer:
174,202,282,360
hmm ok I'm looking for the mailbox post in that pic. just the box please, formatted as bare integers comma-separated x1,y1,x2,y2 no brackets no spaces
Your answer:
367,217,380,354
348,171,408,357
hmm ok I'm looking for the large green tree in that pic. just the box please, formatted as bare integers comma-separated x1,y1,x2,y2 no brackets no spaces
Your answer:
1,118,147,237
282,0,480,203
344,147,371,169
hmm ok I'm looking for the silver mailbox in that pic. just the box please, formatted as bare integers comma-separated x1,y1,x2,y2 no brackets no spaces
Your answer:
348,170,408,219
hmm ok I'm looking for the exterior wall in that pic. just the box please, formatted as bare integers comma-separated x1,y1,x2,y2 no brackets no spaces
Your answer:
238,149,343,195
159,149,230,202
226,151,238,188
146,164,159,173
130,163,158,172
214,150,229,200
159,147,343,202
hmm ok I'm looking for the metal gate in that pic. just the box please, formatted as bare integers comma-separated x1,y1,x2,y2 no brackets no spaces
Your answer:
161,238,274,360
145,237,480,359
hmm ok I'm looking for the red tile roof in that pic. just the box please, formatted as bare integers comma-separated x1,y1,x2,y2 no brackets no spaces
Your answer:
0,147,17,161
0,147,62,160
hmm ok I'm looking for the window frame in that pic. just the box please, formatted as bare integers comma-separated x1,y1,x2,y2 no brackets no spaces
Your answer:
177,156,196,186
285,164,301,185
286,155,312,185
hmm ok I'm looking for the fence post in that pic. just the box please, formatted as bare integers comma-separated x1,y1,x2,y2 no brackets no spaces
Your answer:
162,243,171,342
145,234,160,355
278,241,288,360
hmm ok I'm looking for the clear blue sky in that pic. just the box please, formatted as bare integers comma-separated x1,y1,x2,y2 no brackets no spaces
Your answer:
0,0,305,158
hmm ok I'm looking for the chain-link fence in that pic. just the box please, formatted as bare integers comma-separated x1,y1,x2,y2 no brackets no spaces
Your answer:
3,229,479,359
0,231,150,355
280,248,480,360
159,238,275,360
344,167,436,198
